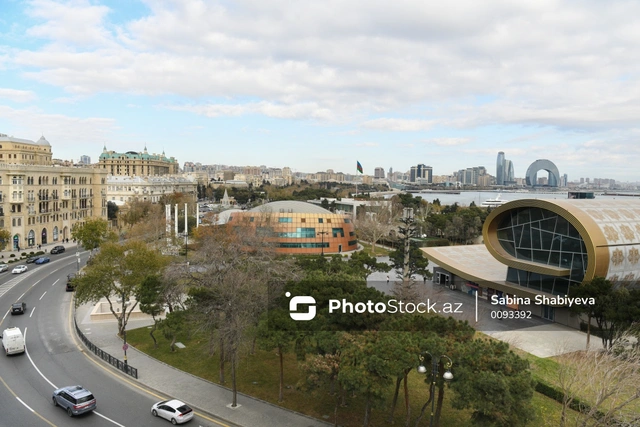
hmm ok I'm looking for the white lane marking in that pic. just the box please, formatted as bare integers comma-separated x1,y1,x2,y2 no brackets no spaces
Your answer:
16,397,35,412
52,279,59,287
39,291,46,300
17,291,27,300
29,307,36,318
23,328,128,426
1,309,8,323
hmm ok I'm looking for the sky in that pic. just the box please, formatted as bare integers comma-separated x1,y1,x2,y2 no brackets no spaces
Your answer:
1,0,640,182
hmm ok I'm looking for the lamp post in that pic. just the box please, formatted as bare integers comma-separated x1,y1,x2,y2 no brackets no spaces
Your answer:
317,231,328,256
417,352,453,427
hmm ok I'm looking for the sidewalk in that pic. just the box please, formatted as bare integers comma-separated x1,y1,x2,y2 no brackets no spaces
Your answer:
74,302,331,427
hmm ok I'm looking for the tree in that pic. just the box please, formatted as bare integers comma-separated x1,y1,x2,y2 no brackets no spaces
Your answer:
388,218,430,281
569,276,614,350
0,228,11,251
74,240,168,336
137,275,165,348
356,199,402,254
449,339,535,427
107,201,119,221
71,217,117,250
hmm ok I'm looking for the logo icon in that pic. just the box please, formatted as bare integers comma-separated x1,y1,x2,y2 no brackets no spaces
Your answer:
286,292,316,321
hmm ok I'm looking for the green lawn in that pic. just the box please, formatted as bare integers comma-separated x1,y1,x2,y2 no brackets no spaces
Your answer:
125,327,584,426
359,242,391,257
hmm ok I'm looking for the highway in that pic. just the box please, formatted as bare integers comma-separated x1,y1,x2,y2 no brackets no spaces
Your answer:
0,249,215,427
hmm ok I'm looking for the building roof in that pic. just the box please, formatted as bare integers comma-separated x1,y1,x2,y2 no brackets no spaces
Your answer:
248,200,332,214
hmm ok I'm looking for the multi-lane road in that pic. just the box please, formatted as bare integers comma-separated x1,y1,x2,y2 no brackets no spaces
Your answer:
0,249,217,427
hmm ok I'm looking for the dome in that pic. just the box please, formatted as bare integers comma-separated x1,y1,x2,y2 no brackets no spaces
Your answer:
37,135,51,146
248,200,332,214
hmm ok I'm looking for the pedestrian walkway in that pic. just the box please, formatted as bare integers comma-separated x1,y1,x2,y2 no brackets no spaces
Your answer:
74,302,331,427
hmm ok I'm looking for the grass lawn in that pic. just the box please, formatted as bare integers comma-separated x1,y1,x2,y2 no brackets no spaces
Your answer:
125,327,586,426
359,242,391,257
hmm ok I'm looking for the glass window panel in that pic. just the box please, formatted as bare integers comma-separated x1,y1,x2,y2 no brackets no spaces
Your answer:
551,235,561,251
516,248,531,260
560,253,572,268
531,227,542,249
529,208,544,223
513,227,522,247
528,272,541,291
540,231,555,250
507,267,519,284
520,226,532,248
532,250,549,264
562,237,581,253
517,209,530,225
541,277,555,294
549,251,560,267
555,217,569,235
553,280,569,296
499,239,516,256
497,228,509,241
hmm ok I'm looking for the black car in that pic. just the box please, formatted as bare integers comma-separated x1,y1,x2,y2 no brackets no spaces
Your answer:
26,256,39,263
66,273,76,291
11,302,26,315
50,245,66,254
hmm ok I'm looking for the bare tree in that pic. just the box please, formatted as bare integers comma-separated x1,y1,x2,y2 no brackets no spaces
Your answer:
556,345,640,427
356,199,402,254
187,215,299,407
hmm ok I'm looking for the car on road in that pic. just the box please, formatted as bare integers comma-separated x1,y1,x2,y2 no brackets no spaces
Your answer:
151,399,194,424
52,385,96,417
11,265,28,274
0,264,8,273
50,245,66,254
34,256,50,264
66,273,76,292
26,256,39,263
11,302,26,315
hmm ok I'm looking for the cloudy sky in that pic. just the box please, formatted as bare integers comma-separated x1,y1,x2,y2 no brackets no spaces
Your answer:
1,0,640,181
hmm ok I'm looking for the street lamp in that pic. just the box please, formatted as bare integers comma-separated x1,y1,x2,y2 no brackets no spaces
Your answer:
317,231,328,256
417,352,453,427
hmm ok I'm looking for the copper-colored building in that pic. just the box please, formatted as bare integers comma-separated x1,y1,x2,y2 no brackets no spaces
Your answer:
226,201,357,254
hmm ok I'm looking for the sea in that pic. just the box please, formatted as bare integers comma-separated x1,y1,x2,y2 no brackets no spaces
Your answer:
405,190,635,207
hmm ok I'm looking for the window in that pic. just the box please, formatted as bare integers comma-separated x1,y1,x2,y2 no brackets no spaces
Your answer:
318,218,323,223
332,227,344,238
279,217,293,223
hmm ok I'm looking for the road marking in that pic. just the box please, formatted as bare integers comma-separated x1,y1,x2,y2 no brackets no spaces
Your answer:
67,298,232,427
16,396,34,412
0,309,8,326
23,327,129,426
0,375,58,427
39,291,47,300
52,279,59,287
30,307,36,318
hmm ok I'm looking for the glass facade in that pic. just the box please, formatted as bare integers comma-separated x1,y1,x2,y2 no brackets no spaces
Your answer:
497,207,587,295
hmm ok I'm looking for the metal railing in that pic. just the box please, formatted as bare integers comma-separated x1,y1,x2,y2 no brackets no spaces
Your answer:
74,316,138,379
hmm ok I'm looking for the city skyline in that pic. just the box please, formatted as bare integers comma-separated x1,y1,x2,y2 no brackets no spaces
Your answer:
2,1,640,180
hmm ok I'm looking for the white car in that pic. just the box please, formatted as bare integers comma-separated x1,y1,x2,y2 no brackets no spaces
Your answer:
11,265,28,274
151,399,194,424
0,264,8,273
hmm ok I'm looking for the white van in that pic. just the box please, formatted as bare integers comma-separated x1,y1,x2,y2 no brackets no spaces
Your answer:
2,327,25,355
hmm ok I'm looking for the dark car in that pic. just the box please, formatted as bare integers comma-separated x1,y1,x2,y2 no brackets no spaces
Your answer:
26,256,39,263
34,257,50,264
52,385,96,416
11,302,26,315
66,273,76,292
50,245,66,254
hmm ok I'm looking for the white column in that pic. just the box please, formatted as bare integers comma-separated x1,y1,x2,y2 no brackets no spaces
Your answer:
174,204,178,236
184,203,188,236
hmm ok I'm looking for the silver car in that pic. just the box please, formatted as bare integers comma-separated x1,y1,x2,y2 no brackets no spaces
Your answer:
52,385,96,416
151,399,194,424
0,264,8,273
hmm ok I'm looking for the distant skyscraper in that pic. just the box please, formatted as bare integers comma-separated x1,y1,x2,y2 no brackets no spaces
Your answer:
374,167,385,179
410,164,432,183
80,155,91,165
496,152,505,185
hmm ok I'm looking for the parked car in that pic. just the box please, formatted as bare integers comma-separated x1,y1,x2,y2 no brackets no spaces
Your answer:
34,257,50,264
11,302,26,315
151,399,194,424
50,245,66,254
26,256,39,263
0,264,8,273
52,385,96,417
66,273,76,292
11,265,28,274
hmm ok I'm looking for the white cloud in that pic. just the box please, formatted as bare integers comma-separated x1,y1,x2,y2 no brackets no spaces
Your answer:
361,118,434,131
0,88,37,102
424,137,471,146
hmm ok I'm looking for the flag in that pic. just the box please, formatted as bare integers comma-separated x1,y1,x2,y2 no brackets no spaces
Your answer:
356,161,363,174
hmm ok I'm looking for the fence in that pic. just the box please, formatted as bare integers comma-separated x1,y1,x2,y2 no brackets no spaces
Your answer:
74,317,138,379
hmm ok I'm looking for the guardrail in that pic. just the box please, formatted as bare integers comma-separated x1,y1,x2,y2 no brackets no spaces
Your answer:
74,317,138,379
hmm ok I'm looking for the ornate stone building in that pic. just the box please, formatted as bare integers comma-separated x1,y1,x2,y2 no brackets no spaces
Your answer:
98,146,179,176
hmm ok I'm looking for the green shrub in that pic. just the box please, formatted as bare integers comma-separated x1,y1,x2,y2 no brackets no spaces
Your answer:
9,254,15,258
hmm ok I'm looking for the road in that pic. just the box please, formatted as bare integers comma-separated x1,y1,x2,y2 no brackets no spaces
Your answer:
0,249,225,427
